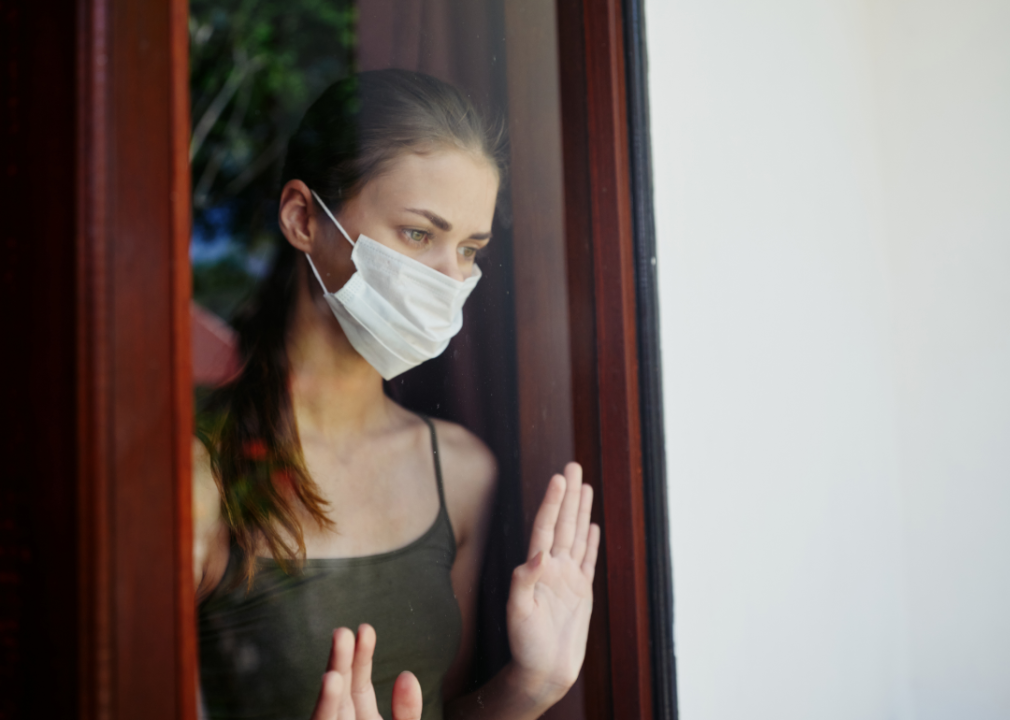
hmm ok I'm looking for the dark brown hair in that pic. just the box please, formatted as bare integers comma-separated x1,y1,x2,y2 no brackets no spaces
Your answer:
199,69,505,584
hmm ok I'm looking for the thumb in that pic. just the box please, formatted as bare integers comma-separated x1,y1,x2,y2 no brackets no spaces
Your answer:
511,550,548,598
391,670,423,720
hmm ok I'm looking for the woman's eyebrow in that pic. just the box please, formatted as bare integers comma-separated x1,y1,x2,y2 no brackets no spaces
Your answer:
405,208,451,231
406,208,492,240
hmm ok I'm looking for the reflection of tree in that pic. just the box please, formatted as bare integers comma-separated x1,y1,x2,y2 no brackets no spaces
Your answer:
189,0,354,319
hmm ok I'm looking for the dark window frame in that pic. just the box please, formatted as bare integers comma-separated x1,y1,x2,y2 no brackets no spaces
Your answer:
621,1,679,718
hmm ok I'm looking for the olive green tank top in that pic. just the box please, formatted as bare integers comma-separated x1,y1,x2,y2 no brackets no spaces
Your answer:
198,417,462,720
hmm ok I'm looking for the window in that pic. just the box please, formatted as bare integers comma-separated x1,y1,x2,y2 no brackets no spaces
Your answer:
3,1,670,718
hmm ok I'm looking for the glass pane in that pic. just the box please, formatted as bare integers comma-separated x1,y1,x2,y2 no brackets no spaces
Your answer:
189,2,585,718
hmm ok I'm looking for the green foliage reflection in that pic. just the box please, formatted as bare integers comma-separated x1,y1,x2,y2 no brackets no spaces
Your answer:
189,0,355,320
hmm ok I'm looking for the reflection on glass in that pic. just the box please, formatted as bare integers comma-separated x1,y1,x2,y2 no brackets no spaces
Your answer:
189,3,591,719
189,0,356,324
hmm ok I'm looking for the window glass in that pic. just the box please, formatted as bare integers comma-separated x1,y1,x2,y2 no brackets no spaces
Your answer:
190,2,584,717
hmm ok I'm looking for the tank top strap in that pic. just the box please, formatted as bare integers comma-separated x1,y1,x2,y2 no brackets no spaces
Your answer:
418,414,448,512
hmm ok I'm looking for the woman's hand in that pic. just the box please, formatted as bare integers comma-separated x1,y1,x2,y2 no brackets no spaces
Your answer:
506,462,601,707
310,625,423,720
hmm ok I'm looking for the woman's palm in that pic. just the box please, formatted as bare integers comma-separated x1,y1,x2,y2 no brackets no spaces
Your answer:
507,464,600,699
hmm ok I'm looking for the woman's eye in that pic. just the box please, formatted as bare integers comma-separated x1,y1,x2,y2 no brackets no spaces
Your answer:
459,246,478,260
404,229,429,243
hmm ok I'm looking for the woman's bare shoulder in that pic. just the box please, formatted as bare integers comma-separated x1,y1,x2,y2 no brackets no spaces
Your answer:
427,418,497,544
192,437,220,524
192,437,229,599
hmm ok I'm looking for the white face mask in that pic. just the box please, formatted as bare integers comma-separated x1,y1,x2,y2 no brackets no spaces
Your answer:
304,190,482,380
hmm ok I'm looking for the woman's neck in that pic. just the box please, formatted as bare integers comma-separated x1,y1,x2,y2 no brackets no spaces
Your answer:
285,270,392,439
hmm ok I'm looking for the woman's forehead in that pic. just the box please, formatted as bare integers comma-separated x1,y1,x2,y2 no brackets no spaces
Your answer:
366,149,499,214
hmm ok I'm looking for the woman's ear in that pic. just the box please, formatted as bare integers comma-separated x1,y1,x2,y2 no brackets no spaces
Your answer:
278,180,318,252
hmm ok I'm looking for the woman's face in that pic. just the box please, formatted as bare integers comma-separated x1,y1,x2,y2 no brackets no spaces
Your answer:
335,148,499,282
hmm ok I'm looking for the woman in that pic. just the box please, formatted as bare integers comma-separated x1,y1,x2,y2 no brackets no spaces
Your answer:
194,69,599,720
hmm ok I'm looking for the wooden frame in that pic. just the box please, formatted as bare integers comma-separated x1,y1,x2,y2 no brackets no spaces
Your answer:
556,1,656,718
76,0,196,717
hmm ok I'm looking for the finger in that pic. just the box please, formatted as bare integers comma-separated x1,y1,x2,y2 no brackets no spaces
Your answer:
391,671,424,720
325,629,339,672
570,483,594,566
310,671,344,720
332,627,356,715
333,627,355,675
351,624,376,694
527,474,565,561
324,627,354,673
351,624,380,716
582,523,601,584
551,462,584,556
511,550,548,608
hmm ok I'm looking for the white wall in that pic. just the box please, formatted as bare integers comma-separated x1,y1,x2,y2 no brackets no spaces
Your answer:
644,0,1010,718
867,2,1010,717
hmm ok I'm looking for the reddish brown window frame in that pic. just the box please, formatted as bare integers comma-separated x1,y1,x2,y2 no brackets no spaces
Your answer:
1,0,664,718
75,0,195,717
556,1,654,718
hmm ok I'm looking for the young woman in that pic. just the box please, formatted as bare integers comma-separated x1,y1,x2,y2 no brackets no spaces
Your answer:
193,69,600,720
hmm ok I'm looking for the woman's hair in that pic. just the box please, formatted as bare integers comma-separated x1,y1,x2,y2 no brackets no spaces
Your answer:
199,69,505,585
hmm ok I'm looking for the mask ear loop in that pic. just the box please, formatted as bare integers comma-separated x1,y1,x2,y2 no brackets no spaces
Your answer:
304,189,355,294
311,190,355,246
